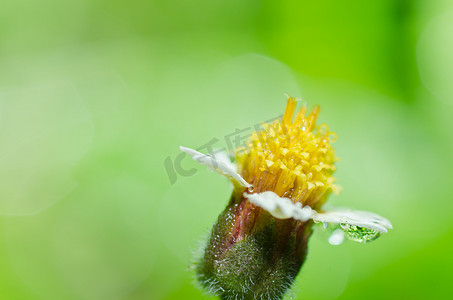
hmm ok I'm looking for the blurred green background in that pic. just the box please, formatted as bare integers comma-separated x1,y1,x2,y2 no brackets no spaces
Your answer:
1,0,452,299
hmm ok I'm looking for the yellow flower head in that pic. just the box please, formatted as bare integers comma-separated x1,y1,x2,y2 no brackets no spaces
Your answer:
236,96,339,210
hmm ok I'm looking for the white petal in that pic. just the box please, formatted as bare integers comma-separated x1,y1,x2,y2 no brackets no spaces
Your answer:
243,191,314,221
241,191,392,235
313,208,392,233
211,150,238,173
328,229,345,246
179,146,251,188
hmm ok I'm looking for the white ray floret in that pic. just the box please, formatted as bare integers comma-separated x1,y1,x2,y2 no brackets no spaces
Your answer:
211,150,238,173
244,191,392,233
179,146,252,188
243,191,314,221
313,208,393,233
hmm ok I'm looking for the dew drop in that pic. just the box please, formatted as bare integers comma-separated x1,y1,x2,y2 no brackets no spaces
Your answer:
340,223,350,230
341,225,381,243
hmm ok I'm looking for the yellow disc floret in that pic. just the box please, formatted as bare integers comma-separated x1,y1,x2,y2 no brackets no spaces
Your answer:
235,96,340,210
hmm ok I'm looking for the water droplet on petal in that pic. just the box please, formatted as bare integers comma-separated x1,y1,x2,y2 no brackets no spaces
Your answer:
340,222,349,230
342,225,381,243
